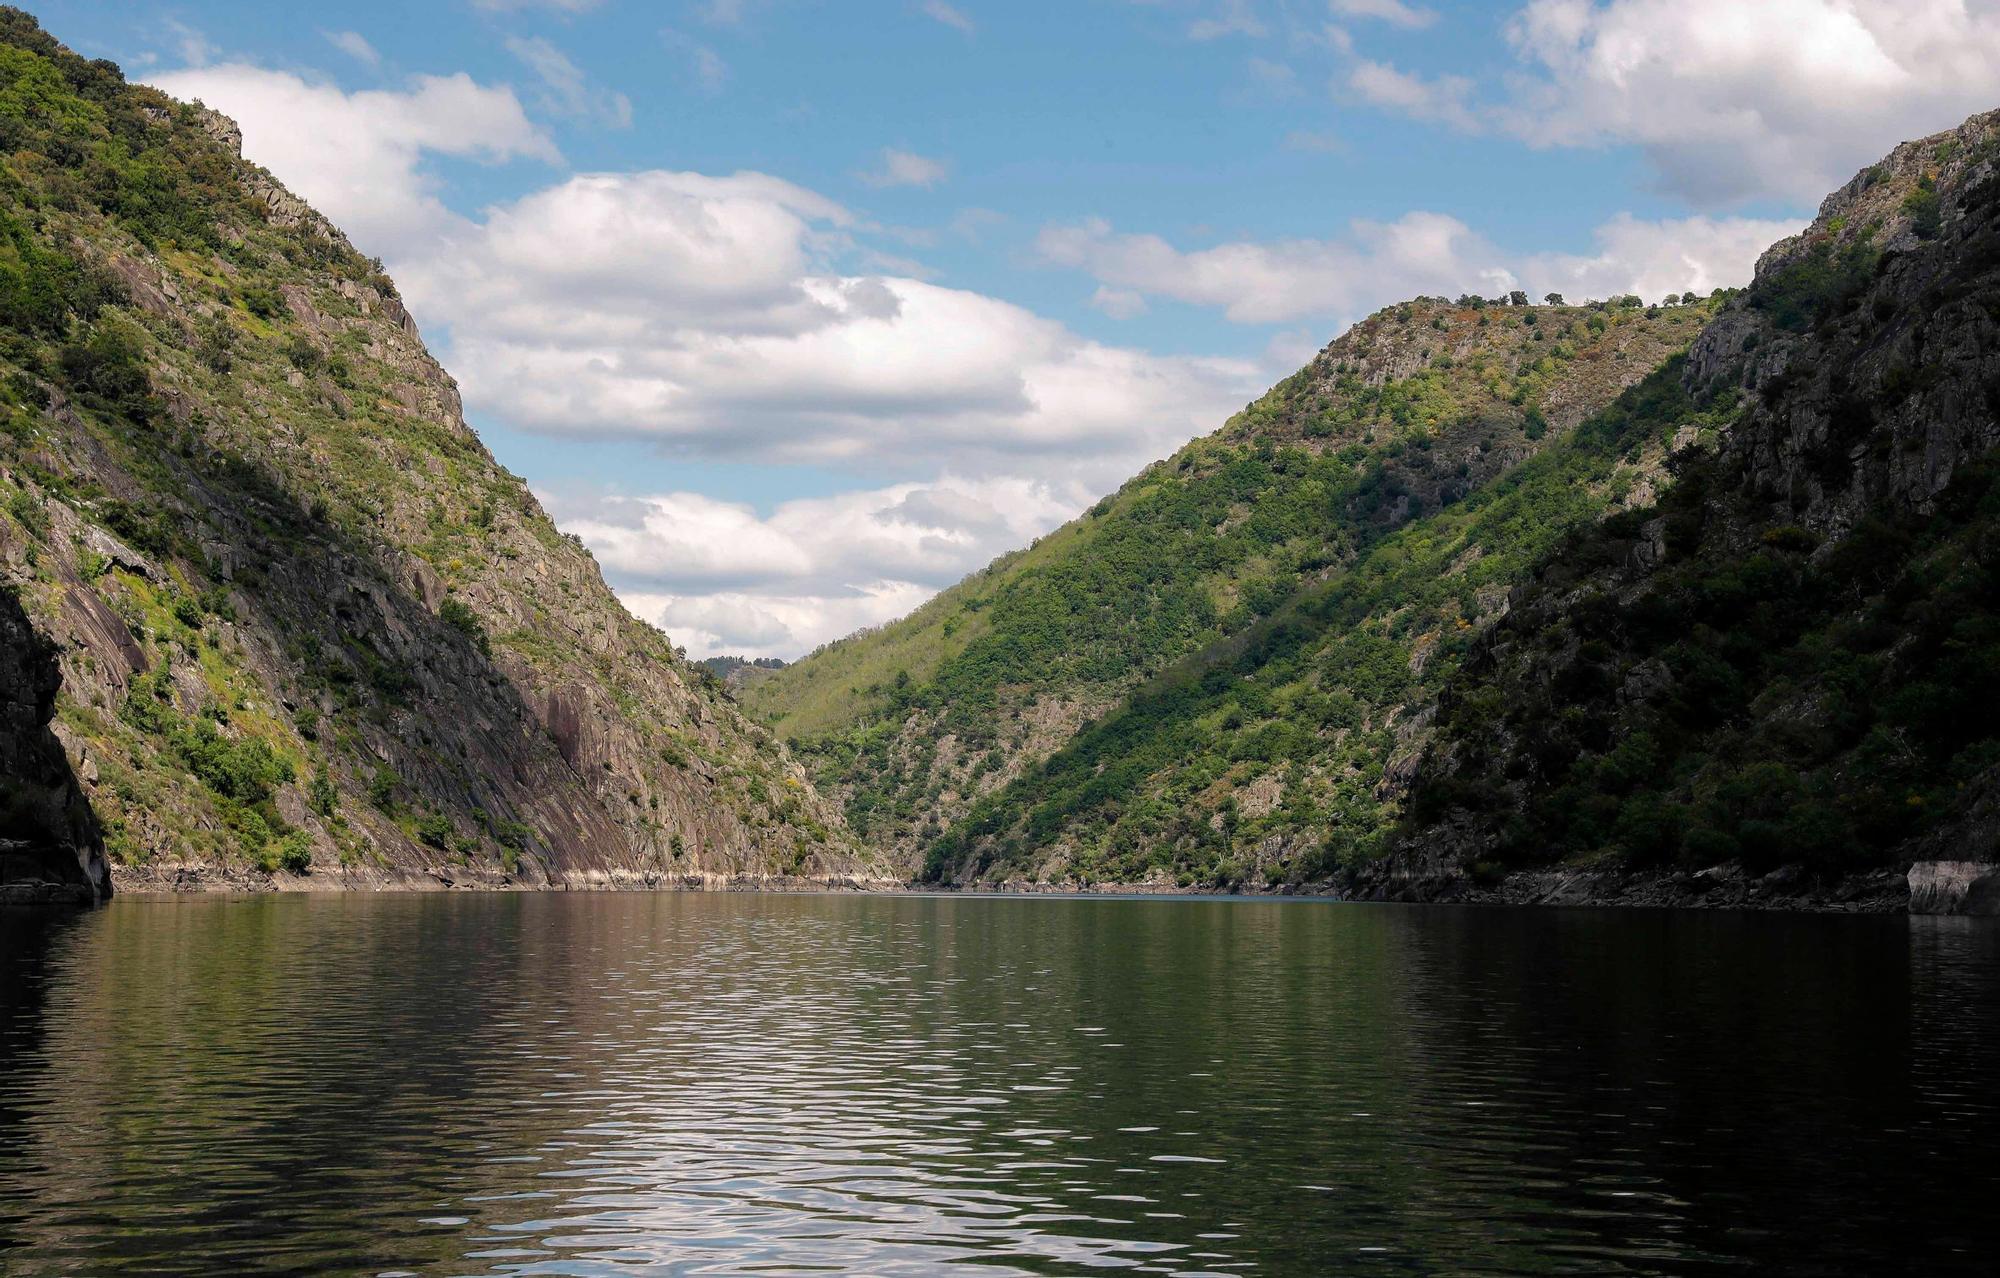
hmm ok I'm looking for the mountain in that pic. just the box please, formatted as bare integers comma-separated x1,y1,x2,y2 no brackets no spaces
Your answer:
749,288,1717,883
763,113,2000,903
1392,110,2000,908
699,655,788,695
0,12,884,899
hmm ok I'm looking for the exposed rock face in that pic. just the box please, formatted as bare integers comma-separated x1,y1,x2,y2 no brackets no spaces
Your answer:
0,15,887,892
1908,862,2000,915
1,587,109,904
1396,109,2000,909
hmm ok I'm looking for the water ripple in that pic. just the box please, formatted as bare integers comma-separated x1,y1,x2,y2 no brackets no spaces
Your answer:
1,896,1997,1275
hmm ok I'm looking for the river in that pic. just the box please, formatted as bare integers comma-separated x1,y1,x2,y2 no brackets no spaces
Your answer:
2,893,1995,1274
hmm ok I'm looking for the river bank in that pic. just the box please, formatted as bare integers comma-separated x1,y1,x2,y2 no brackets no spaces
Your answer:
95,856,2000,915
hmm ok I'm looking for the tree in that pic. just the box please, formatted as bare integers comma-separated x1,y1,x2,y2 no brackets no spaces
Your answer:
1543,292,1565,306
1507,290,1528,306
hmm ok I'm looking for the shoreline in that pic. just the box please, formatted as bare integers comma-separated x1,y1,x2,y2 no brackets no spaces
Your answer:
88,857,2000,915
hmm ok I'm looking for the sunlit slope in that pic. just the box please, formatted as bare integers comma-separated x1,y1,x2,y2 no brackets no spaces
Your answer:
752,294,1715,874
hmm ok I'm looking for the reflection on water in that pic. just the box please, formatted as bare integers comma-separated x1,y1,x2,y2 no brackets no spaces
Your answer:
1,894,1996,1275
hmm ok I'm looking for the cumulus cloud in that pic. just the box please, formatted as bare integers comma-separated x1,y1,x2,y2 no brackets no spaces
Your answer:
408,192,1259,474
1520,212,1803,304
1039,211,1501,323
1340,0,2000,204
549,476,1090,657
1037,208,1800,323
146,64,558,256
505,35,633,128
859,147,950,189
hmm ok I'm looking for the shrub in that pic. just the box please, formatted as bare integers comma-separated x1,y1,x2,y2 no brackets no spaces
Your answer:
367,767,398,813
273,831,312,874
438,596,491,657
308,769,338,817
414,811,453,849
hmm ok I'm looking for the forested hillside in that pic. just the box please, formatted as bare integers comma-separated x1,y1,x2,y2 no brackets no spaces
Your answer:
750,292,1714,880
1394,108,2000,899
0,12,880,896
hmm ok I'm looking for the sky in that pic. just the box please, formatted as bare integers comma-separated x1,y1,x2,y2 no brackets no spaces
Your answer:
30,0,2000,658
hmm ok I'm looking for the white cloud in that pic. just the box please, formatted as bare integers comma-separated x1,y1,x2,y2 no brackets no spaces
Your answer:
1038,208,1800,324
147,64,559,256
551,476,1091,657
860,147,950,189
1521,212,1803,304
920,1,977,34
322,30,380,68
1348,59,1478,130
1331,0,1436,28
624,584,935,661
1039,211,1495,324
416,229,1257,473
1496,0,2000,203
1090,286,1149,319
505,35,633,128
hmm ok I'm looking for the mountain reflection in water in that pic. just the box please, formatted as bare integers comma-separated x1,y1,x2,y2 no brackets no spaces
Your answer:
2,893,1996,1275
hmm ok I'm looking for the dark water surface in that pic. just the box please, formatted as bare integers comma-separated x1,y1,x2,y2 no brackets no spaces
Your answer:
1,895,1997,1276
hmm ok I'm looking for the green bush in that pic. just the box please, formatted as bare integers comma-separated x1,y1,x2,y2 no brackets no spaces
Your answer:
414,811,453,849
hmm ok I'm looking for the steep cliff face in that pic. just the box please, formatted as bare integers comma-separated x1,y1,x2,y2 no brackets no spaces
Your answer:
0,14,883,890
752,291,1713,884
0,583,106,902
1396,110,2000,899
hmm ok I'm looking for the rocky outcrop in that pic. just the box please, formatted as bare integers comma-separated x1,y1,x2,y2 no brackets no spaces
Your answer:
0,586,109,904
1908,861,2000,915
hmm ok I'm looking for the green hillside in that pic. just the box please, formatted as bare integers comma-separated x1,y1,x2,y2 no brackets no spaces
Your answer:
750,292,1715,877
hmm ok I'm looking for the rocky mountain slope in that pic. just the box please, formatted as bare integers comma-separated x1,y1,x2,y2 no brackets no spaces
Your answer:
1392,109,2000,904
0,12,884,897
765,110,2000,902
749,289,1715,882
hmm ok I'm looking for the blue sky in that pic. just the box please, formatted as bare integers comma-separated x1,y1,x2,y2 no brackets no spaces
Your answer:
31,1,2000,657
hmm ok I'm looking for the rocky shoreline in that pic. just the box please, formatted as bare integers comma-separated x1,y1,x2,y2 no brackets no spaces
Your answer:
109,861,907,896
963,858,2000,915
67,856,1999,917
